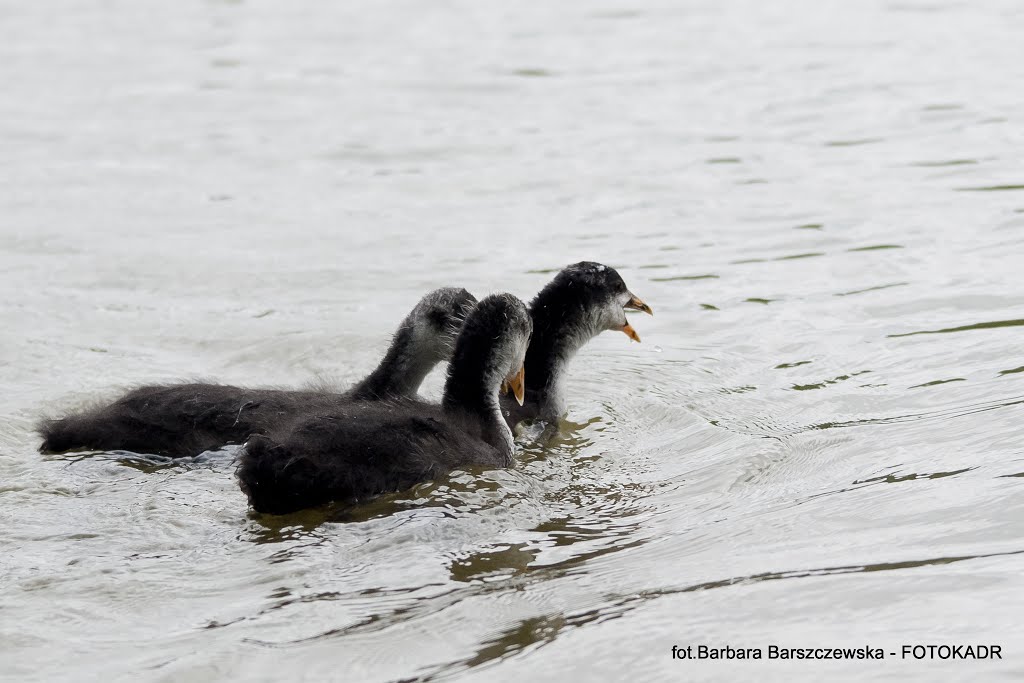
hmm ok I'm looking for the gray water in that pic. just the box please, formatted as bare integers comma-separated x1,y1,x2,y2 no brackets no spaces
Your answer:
3,0,1024,680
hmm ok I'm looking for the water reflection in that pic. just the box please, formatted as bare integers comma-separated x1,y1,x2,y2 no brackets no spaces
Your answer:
908,377,965,388
597,547,1024,620
809,395,1024,433
242,509,338,546
418,613,574,681
889,318,1024,338
833,281,908,296
450,543,537,583
420,545,1024,679
852,467,975,485
791,370,871,392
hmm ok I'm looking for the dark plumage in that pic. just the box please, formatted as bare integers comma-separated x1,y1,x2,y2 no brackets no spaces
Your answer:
237,293,532,515
38,288,477,458
500,261,652,427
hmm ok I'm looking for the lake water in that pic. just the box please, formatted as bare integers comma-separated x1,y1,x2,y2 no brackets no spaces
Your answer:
2,0,1023,680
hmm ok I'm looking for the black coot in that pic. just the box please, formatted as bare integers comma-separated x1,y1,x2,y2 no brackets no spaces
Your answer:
237,293,532,514
500,262,651,427
38,288,477,458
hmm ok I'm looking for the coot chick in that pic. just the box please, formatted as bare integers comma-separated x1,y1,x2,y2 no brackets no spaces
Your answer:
237,293,532,515
501,261,652,427
38,288,477,458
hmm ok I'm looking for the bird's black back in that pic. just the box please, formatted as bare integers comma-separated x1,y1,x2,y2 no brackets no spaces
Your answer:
237,402,505,514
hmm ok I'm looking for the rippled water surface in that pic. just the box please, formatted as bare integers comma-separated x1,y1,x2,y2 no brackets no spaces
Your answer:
3,0,1024,680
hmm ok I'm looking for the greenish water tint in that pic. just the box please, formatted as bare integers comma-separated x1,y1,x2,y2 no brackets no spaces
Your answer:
650,274,720,282
889,319,1024,338
847,244,903,252
2,0,1024,681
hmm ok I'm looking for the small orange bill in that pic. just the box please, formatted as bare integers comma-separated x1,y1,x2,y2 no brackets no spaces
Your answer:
625,293,653,316
623,322,641,343
504,365,526,406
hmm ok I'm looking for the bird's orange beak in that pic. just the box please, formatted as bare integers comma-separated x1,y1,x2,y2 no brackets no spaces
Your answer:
502,365,526,406
625,293,653,316
622,292,651,342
